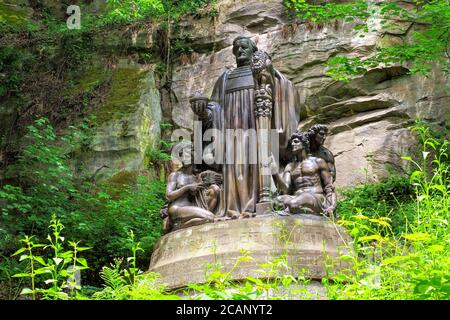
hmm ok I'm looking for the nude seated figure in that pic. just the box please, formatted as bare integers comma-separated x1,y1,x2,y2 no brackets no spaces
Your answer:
271,131,336,217
165,142,221,232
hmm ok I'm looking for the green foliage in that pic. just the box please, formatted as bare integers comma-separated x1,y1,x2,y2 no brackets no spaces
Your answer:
97,0,165,27
285,0,370,23
338,176,415,236
0,45,35,100
323,122,449,299
145,137,174,167
185,249,261,300
165,0,216,19
0,2,38,32
185,237,317,300
11,214,90,300
0,118,166,287
285,0,450,81
87,0,216,28
91,260,178,300
81,176,165,280
90,232,178,300
1,118,89,252
3,120,448,300
11,219,176,300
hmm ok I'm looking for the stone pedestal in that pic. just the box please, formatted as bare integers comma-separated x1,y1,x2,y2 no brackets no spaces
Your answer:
149,215,351,290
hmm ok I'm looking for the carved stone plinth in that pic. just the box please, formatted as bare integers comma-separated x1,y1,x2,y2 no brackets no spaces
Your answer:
149,215,351,289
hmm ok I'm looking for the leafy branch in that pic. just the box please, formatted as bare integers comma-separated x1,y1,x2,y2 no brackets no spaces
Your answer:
285,0,450,81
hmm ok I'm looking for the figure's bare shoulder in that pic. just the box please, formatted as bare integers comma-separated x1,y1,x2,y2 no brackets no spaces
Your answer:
321,147,335,162
315,157,328,169
167,171,179,182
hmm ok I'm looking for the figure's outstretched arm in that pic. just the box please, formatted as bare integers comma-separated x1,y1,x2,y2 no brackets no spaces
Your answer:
272,161,292,194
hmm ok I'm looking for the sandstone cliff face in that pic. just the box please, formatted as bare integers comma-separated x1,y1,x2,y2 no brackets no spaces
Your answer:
168,0,449,188
0,1,162,182
73,60,161,180
3,0,447,187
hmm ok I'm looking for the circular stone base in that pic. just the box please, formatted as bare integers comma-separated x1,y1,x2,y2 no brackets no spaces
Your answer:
149,215,351,289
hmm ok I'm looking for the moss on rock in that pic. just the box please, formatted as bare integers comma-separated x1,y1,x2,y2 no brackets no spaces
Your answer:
93,65,149,125
109,170,138,186
0,2,34,27
71,64,111,95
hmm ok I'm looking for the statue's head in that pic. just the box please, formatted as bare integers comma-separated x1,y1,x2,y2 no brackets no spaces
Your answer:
289,131,310,155
172,141,193,168
232,36,258,67
308,124,328,147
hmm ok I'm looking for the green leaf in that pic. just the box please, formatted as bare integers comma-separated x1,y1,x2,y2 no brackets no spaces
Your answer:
13,273,31,278
20,288,34,295
403,233,432,241
19,254,29,262
77,258,88,267
340,255,356,262
428,245,444,253
44,279,57,284
11,247,26,256
34,256,46,265
35,267,51,275
358,235,385,242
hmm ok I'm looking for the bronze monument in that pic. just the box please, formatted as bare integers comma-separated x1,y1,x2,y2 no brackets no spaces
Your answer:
190,36,300,219
150,36,350,289
271,131,336,216
163,36,338,228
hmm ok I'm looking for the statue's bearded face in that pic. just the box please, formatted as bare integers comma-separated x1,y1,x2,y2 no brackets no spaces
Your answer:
233,39,254,66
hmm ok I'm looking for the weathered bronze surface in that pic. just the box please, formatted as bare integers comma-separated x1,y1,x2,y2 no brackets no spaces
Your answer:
151,36,348,289
163,36,338,232
190,36,300,220
272,131,337,216
163,142,220,232
308,124,336,182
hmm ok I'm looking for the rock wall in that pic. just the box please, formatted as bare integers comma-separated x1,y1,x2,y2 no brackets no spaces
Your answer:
1,0,448,186
73,60,162,180
0,1,162,181
168,0,449,187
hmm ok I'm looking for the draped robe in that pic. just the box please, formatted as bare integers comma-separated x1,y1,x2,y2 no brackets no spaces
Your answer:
203,65,300,217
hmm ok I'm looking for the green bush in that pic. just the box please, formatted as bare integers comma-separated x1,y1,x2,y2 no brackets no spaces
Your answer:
338,176,416,236
0,118,166,289
0,46,33,98
324,123,450,300
97,0,165,26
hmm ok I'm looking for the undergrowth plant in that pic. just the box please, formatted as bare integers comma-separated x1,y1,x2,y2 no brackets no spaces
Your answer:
12,214,90,300
91,230,178,300
323,121,449,299
0,118,166,289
